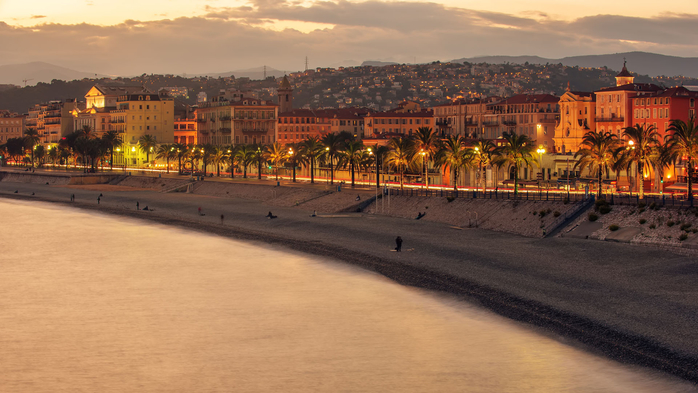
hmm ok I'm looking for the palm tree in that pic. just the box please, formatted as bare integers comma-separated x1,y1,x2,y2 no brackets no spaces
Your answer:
301,136,324,184
614,124,660,199
156,144,175,174
321,132,345,185
236,144,255,178
211,147,227,177
437,135,470,191
412,127,439,189
574,131,619,198
367,143,390,188
469,139,496,193
666,118,698,206
77,125,96,139
225,145,238,178
101,130,122,170
386,137,416,190
201,144,216,176
265,142,288,181
650,141,673,193
47,146,59,166
34,145,46,168
23,129,40,168
338,139,365,187
172,142,188,174
494,131,536,195
251,144,267,180
138,134,158,165
284,143,303,182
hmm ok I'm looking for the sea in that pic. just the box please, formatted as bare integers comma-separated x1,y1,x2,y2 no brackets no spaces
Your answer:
0,199,695,392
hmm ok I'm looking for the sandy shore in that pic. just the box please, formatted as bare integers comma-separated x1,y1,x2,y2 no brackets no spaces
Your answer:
2,180,698,383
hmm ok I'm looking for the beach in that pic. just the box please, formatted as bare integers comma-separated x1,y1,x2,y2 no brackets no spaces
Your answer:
2,175,698,382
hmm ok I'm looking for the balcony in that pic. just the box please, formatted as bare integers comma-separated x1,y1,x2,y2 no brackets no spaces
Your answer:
502,120,517,126
196,118,207,123
241,128,268,133
220,128,232,134
110,119,125,124
482,121,499,127
595,116,624,122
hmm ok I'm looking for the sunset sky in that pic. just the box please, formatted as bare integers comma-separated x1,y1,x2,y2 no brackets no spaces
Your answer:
1,0,697,75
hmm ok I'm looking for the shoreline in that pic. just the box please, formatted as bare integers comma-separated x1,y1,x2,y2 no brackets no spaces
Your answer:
3,191,698,383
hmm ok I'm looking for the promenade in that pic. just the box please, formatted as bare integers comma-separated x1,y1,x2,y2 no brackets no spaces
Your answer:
2,177,698,382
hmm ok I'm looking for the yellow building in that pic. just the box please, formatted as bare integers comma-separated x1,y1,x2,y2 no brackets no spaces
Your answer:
195,96,278,146
109,93,175,166
553,85,596,154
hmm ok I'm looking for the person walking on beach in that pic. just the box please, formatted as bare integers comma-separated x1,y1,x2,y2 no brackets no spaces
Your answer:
70,194,74,202
97,196,101,205
198,207,203,216
136,201,139,210
220,214,225,224
395,236,403,252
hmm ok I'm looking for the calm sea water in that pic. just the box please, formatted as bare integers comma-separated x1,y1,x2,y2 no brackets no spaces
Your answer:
0,199,695,392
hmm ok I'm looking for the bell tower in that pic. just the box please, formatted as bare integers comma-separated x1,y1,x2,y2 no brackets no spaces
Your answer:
615,59,634,87
278,75,293,113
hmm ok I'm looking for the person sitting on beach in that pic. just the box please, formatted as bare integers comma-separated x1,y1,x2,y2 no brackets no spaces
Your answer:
311,210,317,217
415,212,426,220
266,211,277,219
355,195,361,201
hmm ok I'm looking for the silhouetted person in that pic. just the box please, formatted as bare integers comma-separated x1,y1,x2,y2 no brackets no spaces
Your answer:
395,236,403,252
97,196,101,204
356,195,361,201
267,211,277,219
142,206,149,211
136,201,139,210
220,214,225,224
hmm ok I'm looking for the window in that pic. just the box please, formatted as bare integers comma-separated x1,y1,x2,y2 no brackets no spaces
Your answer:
691,99,695,108
139,105,143,109
147,105,150,110
653,109,657,118
154,126,157,130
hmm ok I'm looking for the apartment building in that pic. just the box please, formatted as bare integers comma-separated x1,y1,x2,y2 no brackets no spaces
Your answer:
195,96,278,146
0,111,24,143
26,100,79,145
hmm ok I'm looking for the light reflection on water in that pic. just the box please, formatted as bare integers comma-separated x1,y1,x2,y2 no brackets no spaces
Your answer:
0,199,695,393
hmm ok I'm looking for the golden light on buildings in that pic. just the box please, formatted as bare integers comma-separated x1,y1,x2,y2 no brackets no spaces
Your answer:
131,147,136,152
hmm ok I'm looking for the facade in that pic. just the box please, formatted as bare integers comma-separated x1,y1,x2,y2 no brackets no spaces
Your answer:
553,87,596,154
363,102,433,138
174,118,197,145
0,111,24,143
487,94,560,148
71,107,112,137
278,76,293,113
109,93,175,166
195,96,278,146
26,100,79,145
278,109,329,144
631,86,698,138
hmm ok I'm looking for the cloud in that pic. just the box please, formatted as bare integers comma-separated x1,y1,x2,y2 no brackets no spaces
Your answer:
30,15,46,19
1,1,697,75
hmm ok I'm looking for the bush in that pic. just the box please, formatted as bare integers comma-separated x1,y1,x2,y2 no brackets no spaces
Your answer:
639,219,647,224
595,199,608,209
638,201,646,209
649,202,657,210
649,223,656,229
680,223,692,231
667,220,675,227
563,197,570,204
539,210,547,217
446,196,455,203
609,224,620,231
680,233,688,241
553,211,561,217
546,208,552,214
639,208,646,214
599,205,612,214
588,213,599,222
692,228,698,234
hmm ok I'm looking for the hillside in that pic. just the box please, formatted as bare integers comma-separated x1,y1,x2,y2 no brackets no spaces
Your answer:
0,62,100,86
454,52,698,78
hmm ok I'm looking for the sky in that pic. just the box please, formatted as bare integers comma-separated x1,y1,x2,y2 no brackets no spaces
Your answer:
1,0,698,75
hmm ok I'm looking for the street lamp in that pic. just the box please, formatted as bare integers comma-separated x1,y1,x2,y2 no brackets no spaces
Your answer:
289,147,296,182
626,140,636,196
420,149,427,189
536,147,545,192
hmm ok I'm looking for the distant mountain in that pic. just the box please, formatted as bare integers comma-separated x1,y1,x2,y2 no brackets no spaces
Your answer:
361,61,399,67
204,66,287,80
453,52,698,78
0,62,101,86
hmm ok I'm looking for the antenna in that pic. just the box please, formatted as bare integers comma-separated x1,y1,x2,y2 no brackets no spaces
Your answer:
263,65,267,79
22,78,34,87
305,56,309,71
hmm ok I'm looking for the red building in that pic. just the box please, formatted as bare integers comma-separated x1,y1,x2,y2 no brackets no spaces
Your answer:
631,86,698,138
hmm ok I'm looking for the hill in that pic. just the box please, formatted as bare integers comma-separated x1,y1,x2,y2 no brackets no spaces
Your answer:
0,62,101,86
454,52,698,78
205,66,287,80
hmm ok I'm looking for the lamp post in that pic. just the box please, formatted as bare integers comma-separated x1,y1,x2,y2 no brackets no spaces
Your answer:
626,140,635,196
325,147,330,185
420,149,426,189
289,147,296,182
536,147,545,192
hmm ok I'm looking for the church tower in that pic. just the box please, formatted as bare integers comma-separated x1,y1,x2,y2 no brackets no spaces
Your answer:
278,75,293,113
615,60,635,86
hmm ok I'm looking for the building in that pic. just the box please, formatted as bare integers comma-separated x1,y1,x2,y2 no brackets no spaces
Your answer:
630,86,698,139
553,85,596,154
363,102,433,138
195,96,278,146
26,100,79,145
278,76,293,113
0,111,24,143
109,93,175,166
278,109,329,144
487,94,560,148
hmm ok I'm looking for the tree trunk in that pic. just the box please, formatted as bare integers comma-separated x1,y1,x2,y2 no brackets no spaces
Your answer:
688,160,694,207
258,160,262,180
111,150,114,170
244,165,247,178
514,165,519,195
598,169,603,198
310,159,315,183
178,157,182,174
376,159,380,189
292,161,296,182
453,166,458,191
638,162,644,199
400,169,404,190
230,160,235,178
330,155,334,185
351,162,355,187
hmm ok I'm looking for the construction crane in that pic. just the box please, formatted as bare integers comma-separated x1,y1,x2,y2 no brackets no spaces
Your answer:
22,78,34,87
